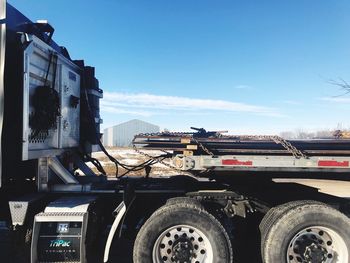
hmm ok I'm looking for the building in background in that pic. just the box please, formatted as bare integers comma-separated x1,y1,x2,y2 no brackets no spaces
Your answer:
103,119,160,147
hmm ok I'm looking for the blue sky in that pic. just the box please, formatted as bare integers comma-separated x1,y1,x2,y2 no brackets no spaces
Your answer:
9,0,350,134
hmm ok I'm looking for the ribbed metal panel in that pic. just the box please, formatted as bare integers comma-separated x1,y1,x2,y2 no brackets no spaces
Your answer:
103,127,114,146
103,119,159,147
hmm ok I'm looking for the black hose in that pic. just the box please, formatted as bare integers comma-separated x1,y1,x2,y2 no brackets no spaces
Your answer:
80,72,167,177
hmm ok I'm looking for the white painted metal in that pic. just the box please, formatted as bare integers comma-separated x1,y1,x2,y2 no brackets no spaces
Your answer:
174,155,350,172
22,35,81,160
103,202,126,263
9,194,43,226
103,119,159,147
44,196,97,213
103,126,114,146
48,157,79,184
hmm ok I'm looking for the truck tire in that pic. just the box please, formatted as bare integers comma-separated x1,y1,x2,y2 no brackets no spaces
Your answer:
259,200,323,255
133,202,233,263
262,202,350,263
166,197,203,209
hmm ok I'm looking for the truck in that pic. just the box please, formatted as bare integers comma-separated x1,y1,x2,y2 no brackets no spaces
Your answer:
1,1,350,263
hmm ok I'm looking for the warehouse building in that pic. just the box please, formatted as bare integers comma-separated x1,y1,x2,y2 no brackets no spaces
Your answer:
103,119,160,147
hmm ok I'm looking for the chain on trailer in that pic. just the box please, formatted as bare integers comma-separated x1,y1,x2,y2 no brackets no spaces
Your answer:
235,135,307,159
131,130,350,172
131,129,223,175
132,129,308,159
130,129,312,176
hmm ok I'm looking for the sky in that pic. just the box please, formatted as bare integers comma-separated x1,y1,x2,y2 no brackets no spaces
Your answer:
8,0,350,134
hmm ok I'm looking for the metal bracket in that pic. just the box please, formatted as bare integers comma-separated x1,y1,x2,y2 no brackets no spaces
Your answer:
223,200,252,218
37,157,79,192
48,157,79,184
73,153,96,176
37,158,49,192
187,190,254,218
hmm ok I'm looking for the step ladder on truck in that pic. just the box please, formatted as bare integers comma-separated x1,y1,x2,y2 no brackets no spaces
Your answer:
2,1,350,262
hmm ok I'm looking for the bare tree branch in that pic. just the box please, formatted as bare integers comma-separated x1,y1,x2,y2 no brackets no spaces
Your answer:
329,78,350,97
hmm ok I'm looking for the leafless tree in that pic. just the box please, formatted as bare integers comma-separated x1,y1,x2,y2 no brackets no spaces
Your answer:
329,78,350,97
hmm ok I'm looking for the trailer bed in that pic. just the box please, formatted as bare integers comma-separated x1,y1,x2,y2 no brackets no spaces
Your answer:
133,132,350,174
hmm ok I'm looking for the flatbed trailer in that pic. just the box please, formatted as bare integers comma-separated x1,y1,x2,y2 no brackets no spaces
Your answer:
134,133,350,175
3,2,350,263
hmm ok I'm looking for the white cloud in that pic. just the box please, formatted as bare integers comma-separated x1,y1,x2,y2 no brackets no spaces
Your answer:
101,106,153,117
319,97,350,103
101,91,282,117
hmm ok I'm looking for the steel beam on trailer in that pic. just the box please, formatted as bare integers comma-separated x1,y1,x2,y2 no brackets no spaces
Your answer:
134,136,350,156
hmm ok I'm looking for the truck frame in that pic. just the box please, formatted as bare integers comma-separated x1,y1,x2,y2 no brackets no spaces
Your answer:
2,2,350,263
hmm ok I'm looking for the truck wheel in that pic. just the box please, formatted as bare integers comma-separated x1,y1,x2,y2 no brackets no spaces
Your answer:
259,200,322,256
262,202,350,263
133,202,233,263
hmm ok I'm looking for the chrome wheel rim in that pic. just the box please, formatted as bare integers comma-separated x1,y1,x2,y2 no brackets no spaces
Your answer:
287,226,348,263
152,224,213,263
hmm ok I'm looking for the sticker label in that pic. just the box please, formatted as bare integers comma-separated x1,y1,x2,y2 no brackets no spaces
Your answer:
222,159,253,166
49,239,71,247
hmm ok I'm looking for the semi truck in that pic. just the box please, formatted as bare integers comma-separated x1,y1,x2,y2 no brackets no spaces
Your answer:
2,1,350,263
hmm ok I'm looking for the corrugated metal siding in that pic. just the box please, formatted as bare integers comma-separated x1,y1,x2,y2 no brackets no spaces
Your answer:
103,119,159,147
103,127,114,146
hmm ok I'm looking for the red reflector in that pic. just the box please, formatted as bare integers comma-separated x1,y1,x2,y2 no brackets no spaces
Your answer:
318,160,349,167
222,160,253,166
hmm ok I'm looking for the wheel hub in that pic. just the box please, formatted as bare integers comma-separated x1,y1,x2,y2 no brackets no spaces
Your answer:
304,243,328,263
286,226,347,263
173,239,194,262
152,225,213,263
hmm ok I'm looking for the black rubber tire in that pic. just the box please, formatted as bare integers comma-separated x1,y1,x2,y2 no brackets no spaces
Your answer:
262,202,350,263
259,200,323,256
166,197,203,209
133,202,233,263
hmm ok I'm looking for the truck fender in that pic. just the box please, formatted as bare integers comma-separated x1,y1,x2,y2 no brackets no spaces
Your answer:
103,201,126,263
